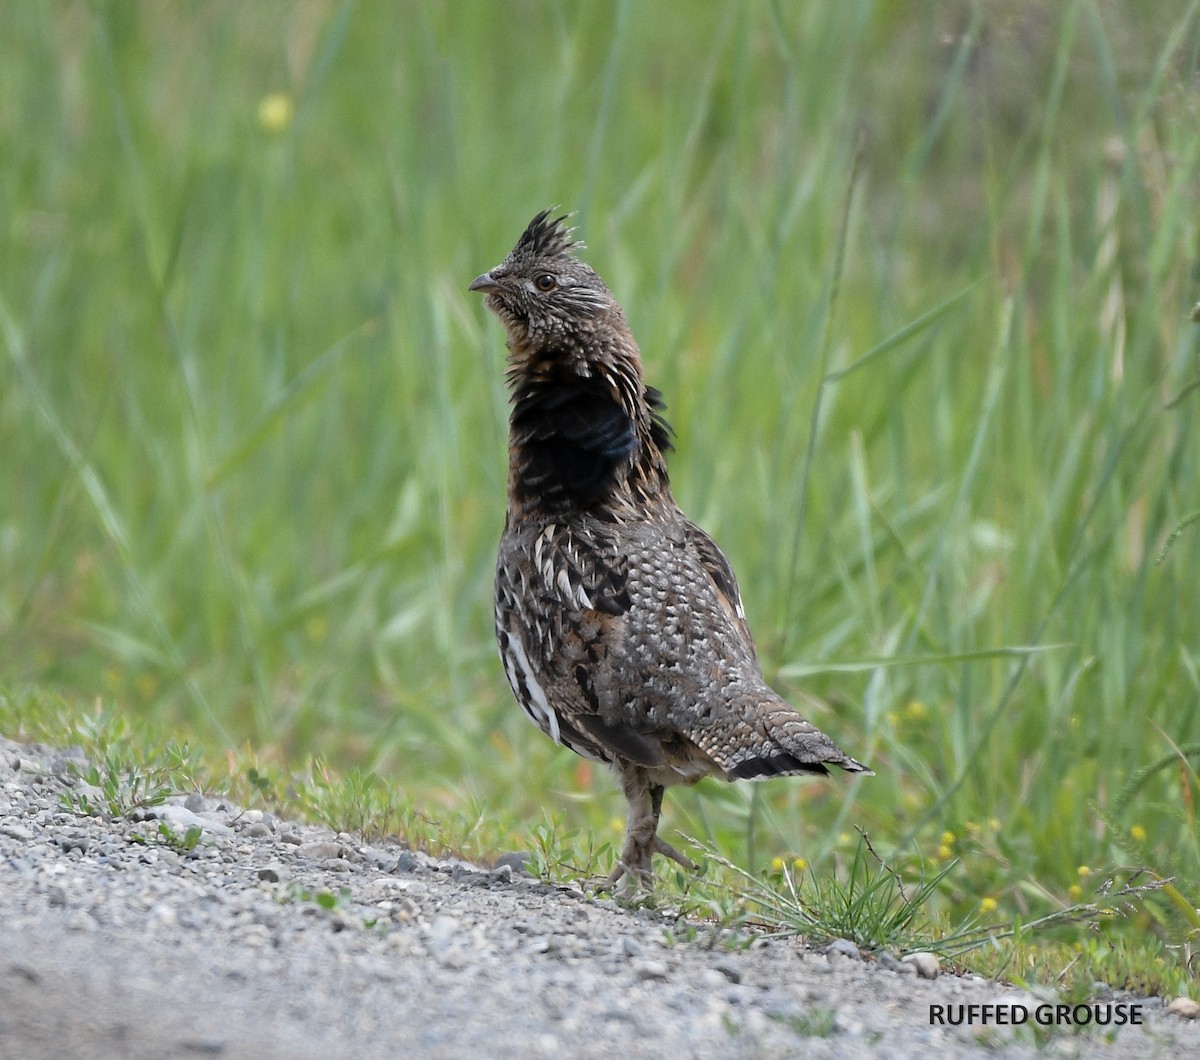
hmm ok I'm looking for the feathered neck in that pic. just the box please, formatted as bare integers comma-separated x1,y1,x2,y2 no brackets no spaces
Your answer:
504,326,673,521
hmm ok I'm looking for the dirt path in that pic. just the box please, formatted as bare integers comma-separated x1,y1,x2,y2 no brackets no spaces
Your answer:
0,736,1192,1058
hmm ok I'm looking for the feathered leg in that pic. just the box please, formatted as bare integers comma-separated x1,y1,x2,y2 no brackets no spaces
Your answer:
607,763,696,891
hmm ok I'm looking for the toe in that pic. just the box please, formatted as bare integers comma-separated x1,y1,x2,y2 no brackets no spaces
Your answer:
652,836,697,871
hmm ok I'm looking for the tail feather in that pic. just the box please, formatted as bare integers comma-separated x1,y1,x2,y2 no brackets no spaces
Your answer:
703,698,873,782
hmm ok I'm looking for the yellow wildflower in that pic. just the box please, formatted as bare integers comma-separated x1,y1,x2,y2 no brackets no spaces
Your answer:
258,92,294,134
305,615,328,644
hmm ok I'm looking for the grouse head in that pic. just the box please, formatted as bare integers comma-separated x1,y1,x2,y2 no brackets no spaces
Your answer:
470,210,673,514
469,209,623,357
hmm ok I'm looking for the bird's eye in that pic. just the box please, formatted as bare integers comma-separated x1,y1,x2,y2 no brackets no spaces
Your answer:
534,273,557,292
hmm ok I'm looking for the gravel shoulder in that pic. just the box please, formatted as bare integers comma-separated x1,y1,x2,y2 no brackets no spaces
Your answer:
1,735,1194,1059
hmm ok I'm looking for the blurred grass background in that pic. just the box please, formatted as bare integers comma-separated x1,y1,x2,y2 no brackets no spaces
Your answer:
3,0,1200,980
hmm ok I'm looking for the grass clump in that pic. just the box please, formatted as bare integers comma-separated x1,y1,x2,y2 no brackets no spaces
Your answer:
700,830,957,954
59,743,194,820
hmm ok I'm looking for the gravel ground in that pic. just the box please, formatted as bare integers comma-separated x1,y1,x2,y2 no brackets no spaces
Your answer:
1,735,1195,1059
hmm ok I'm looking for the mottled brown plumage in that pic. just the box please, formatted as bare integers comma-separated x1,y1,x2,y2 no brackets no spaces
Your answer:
470,210,871,889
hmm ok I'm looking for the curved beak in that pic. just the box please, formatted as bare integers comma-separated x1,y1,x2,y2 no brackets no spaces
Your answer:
469,270,501,294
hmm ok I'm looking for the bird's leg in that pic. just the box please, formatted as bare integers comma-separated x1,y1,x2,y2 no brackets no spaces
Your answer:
607,764,655,891
647,783,696,872
607,767,696,892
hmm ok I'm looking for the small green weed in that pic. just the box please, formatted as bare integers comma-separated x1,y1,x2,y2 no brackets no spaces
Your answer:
278,883,353,911
130,821,204,853
60,741,195,819
527,815,614,885
292,760,403,840
772,1006,838,1039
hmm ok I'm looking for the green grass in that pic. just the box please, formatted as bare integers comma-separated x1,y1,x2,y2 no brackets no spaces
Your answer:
3,0,1200,995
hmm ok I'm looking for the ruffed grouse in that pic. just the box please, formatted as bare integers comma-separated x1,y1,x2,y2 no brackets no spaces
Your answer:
470,210,871,888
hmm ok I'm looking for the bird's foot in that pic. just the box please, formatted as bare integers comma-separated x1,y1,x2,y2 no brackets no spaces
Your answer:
605,858,648,894
606,835,697,893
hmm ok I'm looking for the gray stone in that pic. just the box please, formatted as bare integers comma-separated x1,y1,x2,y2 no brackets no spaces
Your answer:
619,935,644,958
825,937,861,961
632,958,670,981
1166,996,1200,1019
423,915,460,948
299,841,346,861
902,951,940,979
494,851,533,876
394,850,420,872
712,959,742,983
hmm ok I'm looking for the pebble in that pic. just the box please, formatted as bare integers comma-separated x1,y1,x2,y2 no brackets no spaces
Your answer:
619,935,644,958
179,1037,225,1054
878,950,911,974
632,958,670,981
374,876,417,891
151,804,232,835
902,952,940,979
359,847,395,870
834,1008,865,1035
424,916,460,947
494,851,533,876
712,959,741,983
300,841,347,861
1167,997,1200,1019
825,937,861,961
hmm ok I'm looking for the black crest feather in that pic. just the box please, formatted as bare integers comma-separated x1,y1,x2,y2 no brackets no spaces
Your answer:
513,208,584,262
